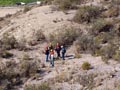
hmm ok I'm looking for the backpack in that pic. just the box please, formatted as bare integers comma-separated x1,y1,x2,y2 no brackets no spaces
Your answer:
62,47,66,53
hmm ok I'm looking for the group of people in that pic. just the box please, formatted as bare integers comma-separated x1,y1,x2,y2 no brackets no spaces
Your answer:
45,43,66,67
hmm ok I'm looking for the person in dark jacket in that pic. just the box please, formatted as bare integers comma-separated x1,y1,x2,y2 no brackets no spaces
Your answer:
55,43,61,58
45,46,49,62
61,45,66,60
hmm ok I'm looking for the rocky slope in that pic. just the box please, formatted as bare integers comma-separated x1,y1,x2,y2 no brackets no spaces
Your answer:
0,0,120,90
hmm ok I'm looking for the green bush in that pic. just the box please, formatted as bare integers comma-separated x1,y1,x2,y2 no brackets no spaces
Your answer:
82,62,91,70
73,6,101,23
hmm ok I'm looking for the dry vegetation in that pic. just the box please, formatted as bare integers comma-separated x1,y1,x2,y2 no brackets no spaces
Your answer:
0,0,120,90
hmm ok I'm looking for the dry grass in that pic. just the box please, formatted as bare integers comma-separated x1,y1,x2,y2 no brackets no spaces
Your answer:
49,27,82,45
73,6,101,23
24,83,51,90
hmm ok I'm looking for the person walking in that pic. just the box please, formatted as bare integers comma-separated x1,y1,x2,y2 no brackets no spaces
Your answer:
61,45,66,60
45,46,49,62
50,49,54,67
55,43,61,58
49,42,54,59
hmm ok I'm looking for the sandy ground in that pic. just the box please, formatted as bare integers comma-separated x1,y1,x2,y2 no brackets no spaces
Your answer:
0,7,21,17
0,5,85,42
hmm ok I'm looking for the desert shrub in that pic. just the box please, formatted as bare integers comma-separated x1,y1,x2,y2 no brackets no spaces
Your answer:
75,53,81,58
75,34,100,54
94,32,113,44
118,84,120,90
90,19,113,36
100,44,117,60
53,0,84,10
42,0,54,4
49,27,82,45
0,50,13,58
75,73,95,90
73,6,101,23
5,14,12,18
23,6,32,13
82,61,91,70
24,82,51,90
17,37,28,51
0,17,4,21
19,54,39,77
102,6,120,17
55,71,72,83
1,33,18,50
0,61,21,88
38,83,51,90
35,30,46,42
22,54,31,61
56,0,76,10
111,0,120,5
113,50,120,61
28,30,46,46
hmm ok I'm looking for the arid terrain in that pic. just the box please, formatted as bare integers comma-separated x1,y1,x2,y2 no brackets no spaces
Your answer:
0,0,120,90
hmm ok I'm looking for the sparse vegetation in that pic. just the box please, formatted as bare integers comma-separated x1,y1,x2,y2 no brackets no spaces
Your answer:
82,62,91,70
118,85,120,90
49,27,82,45
73,6,101,23
0,50,13,58
53,0,85,10
0,61,21,90
90,19,113,36
78,73,95,90
0,0,120,90
1,33,18,50
24,82,51,90
23,6,32,13
20,54,39,77
102,6,120,18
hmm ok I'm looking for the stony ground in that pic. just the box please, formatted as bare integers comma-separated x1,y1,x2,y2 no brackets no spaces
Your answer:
0,2,120,90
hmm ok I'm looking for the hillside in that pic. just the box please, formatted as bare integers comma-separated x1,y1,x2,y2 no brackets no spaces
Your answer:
0,0,120,90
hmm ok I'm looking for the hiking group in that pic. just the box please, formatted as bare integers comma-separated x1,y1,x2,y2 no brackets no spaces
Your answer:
45,43,66,67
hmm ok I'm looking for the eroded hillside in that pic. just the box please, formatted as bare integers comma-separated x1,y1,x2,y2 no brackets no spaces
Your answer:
0,0,120,90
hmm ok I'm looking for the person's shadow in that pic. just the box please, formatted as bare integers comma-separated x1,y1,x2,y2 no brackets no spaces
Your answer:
65,55,74,59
